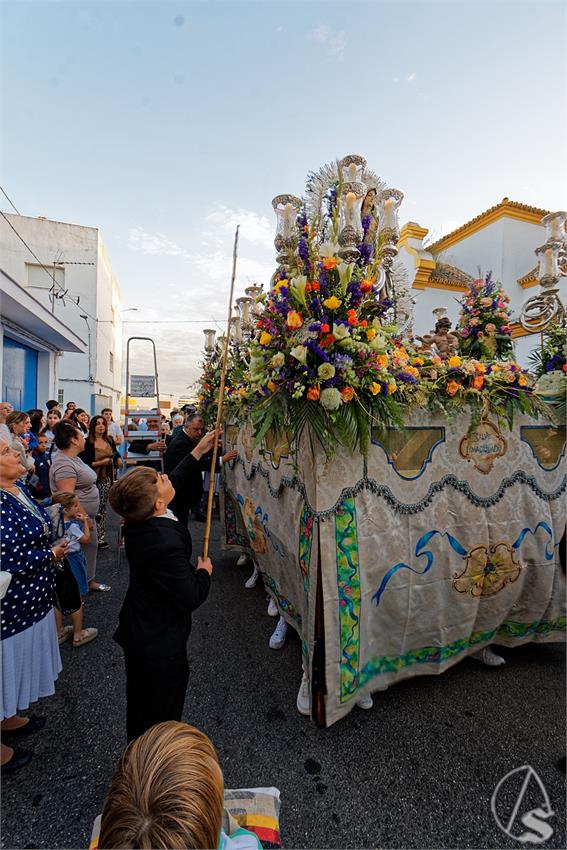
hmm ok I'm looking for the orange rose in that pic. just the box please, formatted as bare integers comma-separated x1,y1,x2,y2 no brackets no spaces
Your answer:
310,280,320,292
307,386,320,401
446,380,461,396
376,354,389,369
472,375,484,390
360,278,374,293
286,310,303,329
320,323,330,333
341,386,354,402
322,257,338,270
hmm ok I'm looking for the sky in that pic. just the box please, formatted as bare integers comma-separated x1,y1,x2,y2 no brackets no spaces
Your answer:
1,0,566,398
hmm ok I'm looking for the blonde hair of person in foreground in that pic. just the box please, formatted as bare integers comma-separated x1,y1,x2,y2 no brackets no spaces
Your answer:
99,721,224,849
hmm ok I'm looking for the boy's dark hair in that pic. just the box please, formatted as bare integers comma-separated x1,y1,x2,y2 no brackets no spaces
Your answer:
109,467,159,523
46,400,59,410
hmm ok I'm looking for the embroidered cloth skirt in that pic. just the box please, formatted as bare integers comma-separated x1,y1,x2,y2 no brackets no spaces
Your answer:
1,609,62,719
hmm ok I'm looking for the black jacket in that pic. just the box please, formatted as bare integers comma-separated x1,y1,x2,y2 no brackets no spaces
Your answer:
164,431,218,477
114,516,210,659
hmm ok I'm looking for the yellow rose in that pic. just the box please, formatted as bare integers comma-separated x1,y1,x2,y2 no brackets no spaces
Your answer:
388,382,397,395
369,382,381,395
448,355,461,367
273,279,288,293
366,328,377,341
518,374,528,387
323,296,342,310
259,332,272,346
267,380,277,392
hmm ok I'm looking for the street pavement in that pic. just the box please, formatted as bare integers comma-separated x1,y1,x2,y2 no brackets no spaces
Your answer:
1,509,565,849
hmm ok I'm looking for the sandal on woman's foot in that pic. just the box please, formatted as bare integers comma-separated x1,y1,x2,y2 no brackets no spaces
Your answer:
88,581,111,592
72,628,98,647
58,625,73,645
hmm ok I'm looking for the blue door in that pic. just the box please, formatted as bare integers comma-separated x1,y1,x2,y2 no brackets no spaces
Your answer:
2,337,38,410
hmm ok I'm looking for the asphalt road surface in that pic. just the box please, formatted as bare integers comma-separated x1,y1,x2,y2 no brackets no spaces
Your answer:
2,510,565,849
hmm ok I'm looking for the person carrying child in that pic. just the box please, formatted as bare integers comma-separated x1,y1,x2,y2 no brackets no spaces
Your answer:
108,429,217,742
49,491,98,647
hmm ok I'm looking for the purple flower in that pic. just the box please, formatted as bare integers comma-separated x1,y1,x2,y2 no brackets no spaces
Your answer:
358,241,373,265
361,214,371,237
381,381,390,395
396,371,418,384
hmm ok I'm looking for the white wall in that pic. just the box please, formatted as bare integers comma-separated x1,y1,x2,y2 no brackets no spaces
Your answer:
1,214,123,415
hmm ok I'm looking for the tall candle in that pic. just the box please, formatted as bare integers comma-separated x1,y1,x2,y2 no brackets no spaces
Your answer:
383,198,395,229
544,248,554,277
347,162,358,181
282,202,296,239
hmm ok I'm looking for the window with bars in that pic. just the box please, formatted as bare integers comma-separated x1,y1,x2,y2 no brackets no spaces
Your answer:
57,389,64,405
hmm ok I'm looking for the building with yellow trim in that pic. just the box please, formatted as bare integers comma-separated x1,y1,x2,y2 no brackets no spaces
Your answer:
396,198,563,364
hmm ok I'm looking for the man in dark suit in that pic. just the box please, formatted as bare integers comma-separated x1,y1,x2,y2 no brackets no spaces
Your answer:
165,413,236,524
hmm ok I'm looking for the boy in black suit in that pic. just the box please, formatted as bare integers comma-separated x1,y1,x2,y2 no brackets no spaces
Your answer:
109,444,214,741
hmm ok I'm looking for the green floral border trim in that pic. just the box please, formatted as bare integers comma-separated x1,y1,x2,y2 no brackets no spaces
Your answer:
350,616,566,698
335,497,362,700
261,572,302,629
298,507,314,594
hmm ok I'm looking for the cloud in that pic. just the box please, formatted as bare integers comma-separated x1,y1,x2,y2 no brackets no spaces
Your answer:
407,72,417,82
311,23,346,60
126,205,276,396
313,23,330,42
128,227,190,259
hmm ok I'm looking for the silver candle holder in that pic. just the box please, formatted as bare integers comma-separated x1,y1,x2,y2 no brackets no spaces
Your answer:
520,212,566,332
272,194,302,276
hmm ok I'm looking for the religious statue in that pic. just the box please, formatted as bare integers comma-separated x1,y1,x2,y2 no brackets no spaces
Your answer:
417,317,459,357
360,188,378,246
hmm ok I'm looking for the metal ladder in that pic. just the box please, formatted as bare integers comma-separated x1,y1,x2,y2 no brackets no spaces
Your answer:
123,336,164,473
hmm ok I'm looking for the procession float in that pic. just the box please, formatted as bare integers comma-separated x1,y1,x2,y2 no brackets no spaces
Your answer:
197,156,566,726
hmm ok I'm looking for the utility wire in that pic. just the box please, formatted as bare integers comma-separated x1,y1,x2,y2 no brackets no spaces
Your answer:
0,186,21,215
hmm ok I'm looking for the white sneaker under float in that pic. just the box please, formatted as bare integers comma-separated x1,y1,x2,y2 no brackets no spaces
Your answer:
269,616,288,649
244,566,259,589
297,672,311,716
296,674,373,716
471,646,506,667
237,554,249,567
267,597,279,617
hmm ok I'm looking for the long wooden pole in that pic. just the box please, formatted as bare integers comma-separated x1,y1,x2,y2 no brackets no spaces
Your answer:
202,225,239,559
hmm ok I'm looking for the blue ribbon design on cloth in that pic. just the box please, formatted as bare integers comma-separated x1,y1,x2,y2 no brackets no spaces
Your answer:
372,523,554,607
511,521,554,560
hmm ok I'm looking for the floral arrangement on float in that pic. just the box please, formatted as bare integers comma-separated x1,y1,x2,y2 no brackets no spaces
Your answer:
197,155,545,455
457,273,514,359
529,322,567,420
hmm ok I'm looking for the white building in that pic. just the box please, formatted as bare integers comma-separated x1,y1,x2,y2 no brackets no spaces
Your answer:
0,267,86,409
1,213,123,415
397,198,561,364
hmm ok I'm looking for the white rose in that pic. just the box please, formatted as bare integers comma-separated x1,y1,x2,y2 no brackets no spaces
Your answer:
318,363,336,381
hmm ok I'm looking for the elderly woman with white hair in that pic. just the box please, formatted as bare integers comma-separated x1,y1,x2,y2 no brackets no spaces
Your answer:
0,438,68,775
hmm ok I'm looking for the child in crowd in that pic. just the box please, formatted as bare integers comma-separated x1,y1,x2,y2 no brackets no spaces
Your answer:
50,491,98,647
29,434,52,499
108,467,213,742
98,721,261,850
